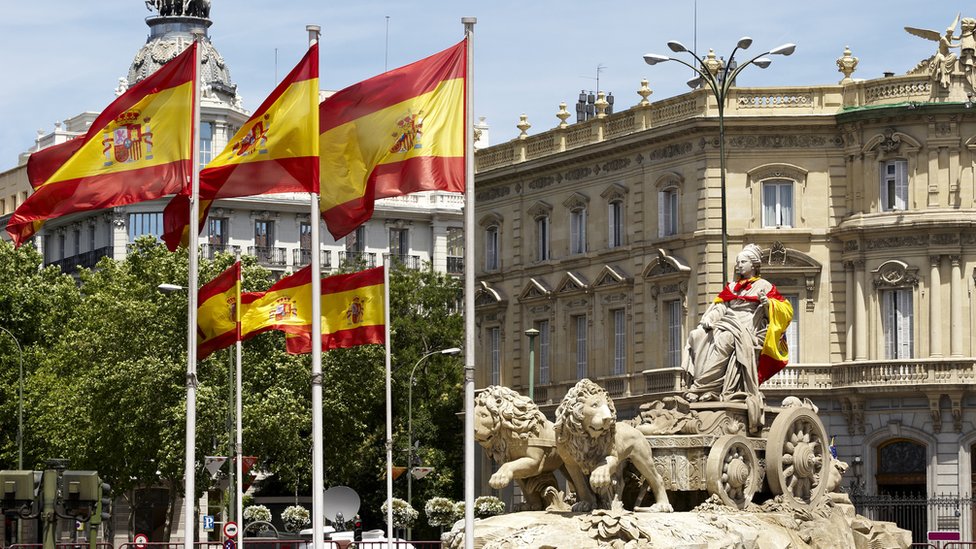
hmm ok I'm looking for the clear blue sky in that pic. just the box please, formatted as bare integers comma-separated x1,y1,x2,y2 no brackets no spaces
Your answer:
1,1,974,166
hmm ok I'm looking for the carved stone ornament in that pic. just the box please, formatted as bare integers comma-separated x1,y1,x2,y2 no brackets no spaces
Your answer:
872,260,920,288
879,128,902,153
837,45,859,84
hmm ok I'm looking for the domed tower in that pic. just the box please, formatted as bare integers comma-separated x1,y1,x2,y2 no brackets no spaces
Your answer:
128,0,241,109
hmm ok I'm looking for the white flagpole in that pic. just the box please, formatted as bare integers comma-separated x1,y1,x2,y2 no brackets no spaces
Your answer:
184,37,202,549
461,16,477,549
305,24,325,549
384,259,393,549
234,251,244,549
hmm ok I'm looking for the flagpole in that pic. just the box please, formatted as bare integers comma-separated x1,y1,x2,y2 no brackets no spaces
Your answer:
461,16,477,549
234,251,244,549
383,258,393,549
305,24,325,549
184,38,202,549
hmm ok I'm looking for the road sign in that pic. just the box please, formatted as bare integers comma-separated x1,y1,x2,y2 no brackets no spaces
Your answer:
203,515,215,532
223,540,236,549
223,521,238,539
134,533,149,549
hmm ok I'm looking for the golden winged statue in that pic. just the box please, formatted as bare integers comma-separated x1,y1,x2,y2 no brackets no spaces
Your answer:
905,13,963,89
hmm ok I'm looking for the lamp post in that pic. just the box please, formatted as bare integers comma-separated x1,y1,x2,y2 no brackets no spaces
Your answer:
523,328,539,400
0,326,24,545
643,38,795,282
407,346,461,538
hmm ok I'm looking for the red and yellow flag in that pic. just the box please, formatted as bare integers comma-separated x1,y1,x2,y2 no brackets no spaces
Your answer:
715,277,794,383
283,267,385,354
7,42,197,246
240,265,316,340
198,261,241,360
162,43,320,251
319,40,466,240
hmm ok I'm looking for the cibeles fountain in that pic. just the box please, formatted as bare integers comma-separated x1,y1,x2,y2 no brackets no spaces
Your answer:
448,245,911,549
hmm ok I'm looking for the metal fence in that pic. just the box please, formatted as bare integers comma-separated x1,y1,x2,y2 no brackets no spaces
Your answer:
853,493,973,545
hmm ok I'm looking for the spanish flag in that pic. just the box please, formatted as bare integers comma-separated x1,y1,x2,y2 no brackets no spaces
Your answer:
319,40,466,240
7,42,197,246
198,261,241,360
714,277,794,384
240,265,316,340
162,43,320,251
282,267,385,354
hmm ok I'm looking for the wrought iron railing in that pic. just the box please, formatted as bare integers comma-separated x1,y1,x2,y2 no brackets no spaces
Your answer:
201,243,240,260
248,245,287,266
338,250,377,269
47,246,113,273
446,256,464,275
852,492,972,545
383,253,421,269
292,249,332,270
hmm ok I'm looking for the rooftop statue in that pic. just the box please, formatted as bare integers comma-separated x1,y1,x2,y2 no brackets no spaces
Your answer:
145,0,211,18
681,244,793,428
905,13,968,89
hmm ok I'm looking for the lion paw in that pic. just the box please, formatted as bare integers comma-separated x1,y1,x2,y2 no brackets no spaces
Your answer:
649,502,673,513
571,501,593,512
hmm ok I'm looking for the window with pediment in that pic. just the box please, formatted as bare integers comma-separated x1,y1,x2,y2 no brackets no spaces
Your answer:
602,183,628,249
762,179,794,228
527,201,552,262
881,159,908,212
654,174,682,238
872,260,918,360
564,193,589,255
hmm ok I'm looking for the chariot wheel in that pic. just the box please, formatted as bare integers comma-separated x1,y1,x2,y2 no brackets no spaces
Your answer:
706,434,759,509
766,407,831,508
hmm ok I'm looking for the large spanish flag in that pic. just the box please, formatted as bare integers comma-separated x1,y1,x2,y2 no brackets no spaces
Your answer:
283,267,385,354
7,42,197,246
198,261,241,360
161,43,320,251
319,40,466,240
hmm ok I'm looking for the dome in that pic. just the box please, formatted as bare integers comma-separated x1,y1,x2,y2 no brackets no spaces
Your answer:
127,12,239,107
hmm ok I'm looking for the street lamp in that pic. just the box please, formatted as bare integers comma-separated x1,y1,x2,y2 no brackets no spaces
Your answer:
523,328,539,400
157,283,186,293
407,346,461,537
644,38,795,282
0,326,24,544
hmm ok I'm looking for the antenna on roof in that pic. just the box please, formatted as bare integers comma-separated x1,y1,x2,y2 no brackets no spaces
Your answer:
385,16,391,72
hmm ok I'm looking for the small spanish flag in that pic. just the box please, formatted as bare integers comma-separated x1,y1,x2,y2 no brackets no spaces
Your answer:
240,265,316,340
319,40,466,240
283,267,385,354
8,42,197,246
197,261,241,360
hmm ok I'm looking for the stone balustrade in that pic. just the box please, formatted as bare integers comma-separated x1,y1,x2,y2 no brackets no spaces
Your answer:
475,73,943,174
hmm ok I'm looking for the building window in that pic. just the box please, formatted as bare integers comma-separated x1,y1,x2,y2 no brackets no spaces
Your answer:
485,225,499,271
537,320,550,385
535,215,550,261
128,212,164,242
389,227,409,257
666,300,682,369
608,200,624,248
89,224,96,252
882,288,913,359
570,208,587,255
611,309,626,375
254,220,274,248
881,159,908,211
446,227,463,274
489,327,501,385
299,221,312,251
346,226,365,253
762,180,794,228
574,315,587,379
659,188,678,237
208,217,228,246
72,229,81,256
199,122,214,167
43,234,53,263
784,294,800,362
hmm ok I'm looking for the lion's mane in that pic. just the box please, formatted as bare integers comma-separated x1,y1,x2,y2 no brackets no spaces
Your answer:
555,378,617,475
475,385,548,463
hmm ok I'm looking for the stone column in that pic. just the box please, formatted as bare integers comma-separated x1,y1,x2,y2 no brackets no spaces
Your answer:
950,255,963,357
845,260,855,361
930,255,943,357
854,259,867,361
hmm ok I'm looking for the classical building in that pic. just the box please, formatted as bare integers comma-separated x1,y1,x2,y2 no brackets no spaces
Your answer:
474,27,976,541
0,3,465,546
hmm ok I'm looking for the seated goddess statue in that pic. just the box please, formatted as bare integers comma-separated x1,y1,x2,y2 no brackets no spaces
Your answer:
681,244,793,408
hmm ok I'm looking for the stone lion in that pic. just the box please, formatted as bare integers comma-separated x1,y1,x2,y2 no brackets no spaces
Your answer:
554,379,672,513
474,386,567,510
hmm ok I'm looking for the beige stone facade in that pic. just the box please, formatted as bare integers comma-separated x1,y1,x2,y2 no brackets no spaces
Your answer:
474,45,976,538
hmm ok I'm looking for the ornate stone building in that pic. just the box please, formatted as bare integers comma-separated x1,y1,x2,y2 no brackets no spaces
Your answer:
474,30,976,540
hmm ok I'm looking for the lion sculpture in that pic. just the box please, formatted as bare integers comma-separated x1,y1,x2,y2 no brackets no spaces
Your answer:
474,386,567,510
555,378,672,513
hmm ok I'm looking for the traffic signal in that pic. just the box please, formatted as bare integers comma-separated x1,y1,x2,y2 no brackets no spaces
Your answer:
62,470,99,518
353,515,362,541
0,470,38,508
96,481,111,524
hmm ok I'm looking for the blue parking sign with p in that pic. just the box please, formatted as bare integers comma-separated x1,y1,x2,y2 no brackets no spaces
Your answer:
203,515,215,531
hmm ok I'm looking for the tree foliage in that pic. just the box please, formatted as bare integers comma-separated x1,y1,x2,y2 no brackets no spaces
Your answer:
0,240,465,541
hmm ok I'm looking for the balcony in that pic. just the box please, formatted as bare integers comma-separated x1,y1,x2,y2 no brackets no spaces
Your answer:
48,246,113,273
383,253,422,270
446,256,464,275
338,250,377,269
247,245,287,267
292,249,333,271
202,243,240,260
